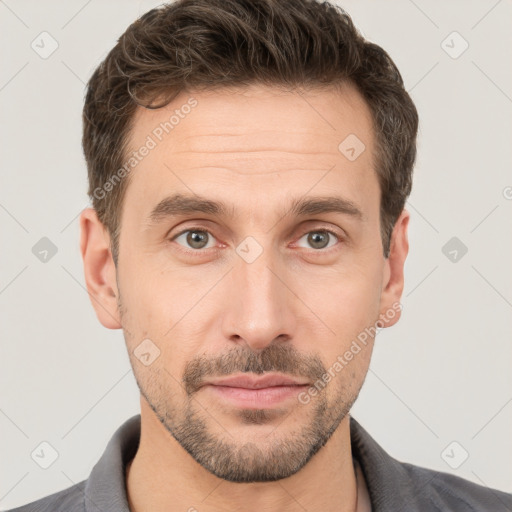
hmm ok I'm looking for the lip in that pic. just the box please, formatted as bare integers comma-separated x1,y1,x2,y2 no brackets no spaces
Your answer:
203,373,310,389
201,373,310,409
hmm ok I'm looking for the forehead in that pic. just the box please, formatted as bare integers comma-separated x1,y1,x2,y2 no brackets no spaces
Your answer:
121,83,377,224
128,82,374,156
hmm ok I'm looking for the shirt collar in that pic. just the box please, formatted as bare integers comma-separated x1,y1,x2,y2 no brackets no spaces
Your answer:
349,416,433,511
84,415,139,512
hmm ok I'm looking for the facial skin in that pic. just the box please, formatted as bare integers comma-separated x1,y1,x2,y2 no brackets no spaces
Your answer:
80,82,409,512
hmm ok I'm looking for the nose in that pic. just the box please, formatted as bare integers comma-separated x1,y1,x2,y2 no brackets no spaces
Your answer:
221,247,297,352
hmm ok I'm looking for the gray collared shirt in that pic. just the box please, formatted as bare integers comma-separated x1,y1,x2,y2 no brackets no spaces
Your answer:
7,414,512,511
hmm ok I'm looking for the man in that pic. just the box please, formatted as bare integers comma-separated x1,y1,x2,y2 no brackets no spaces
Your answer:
8,0,512,511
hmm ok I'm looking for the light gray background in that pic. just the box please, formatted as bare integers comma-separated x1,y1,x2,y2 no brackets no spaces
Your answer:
1,0,511,508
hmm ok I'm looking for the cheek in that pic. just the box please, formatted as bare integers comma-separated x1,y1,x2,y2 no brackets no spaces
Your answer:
292,263,383,377
300,262,383,329
118,269,214,375
119,256,197,331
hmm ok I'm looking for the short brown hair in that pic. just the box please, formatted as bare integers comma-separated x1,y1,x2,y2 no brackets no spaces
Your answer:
82,0,418,264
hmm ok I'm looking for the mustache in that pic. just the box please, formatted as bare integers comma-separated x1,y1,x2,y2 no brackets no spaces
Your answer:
182,343,327,395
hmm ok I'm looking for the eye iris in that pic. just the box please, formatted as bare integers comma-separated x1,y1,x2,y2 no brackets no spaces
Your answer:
308,231,329,249
187,230,208,249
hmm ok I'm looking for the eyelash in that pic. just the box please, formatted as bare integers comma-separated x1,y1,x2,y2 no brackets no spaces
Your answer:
169,226,343,256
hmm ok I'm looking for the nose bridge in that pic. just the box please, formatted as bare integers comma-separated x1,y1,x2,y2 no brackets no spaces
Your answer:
222,239,296,350
240,253,277,306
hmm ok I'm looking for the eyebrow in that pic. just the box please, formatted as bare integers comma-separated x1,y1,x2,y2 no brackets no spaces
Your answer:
146,193,363,225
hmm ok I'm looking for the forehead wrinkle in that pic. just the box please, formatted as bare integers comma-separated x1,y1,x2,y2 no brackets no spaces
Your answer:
169,148,333,156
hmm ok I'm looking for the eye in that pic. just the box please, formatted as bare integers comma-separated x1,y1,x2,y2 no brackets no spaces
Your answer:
296,230,340,250
169,227,342,253
172,229,217,250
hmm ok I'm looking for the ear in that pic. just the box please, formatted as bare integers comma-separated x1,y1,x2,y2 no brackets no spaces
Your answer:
79,208,121,329
378,209,410,328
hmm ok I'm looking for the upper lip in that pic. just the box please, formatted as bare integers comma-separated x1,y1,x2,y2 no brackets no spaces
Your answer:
203,373,310,389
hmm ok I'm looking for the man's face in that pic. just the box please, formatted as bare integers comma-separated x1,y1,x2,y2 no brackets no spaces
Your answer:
90,84,406,482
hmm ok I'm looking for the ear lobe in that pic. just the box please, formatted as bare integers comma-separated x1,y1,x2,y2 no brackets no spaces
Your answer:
379,209,410,328
79,208,121,329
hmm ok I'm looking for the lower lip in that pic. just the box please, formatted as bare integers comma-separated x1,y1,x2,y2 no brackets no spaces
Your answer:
204,384,309,408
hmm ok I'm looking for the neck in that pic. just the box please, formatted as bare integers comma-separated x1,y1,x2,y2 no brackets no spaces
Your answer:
126,399,358,512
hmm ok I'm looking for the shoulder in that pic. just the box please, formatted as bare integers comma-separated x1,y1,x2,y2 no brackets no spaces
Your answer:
350,416,512,511
4,480,86,512
400,461,512,511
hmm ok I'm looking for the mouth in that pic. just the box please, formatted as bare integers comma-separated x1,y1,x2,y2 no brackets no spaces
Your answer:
200,373,310,409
